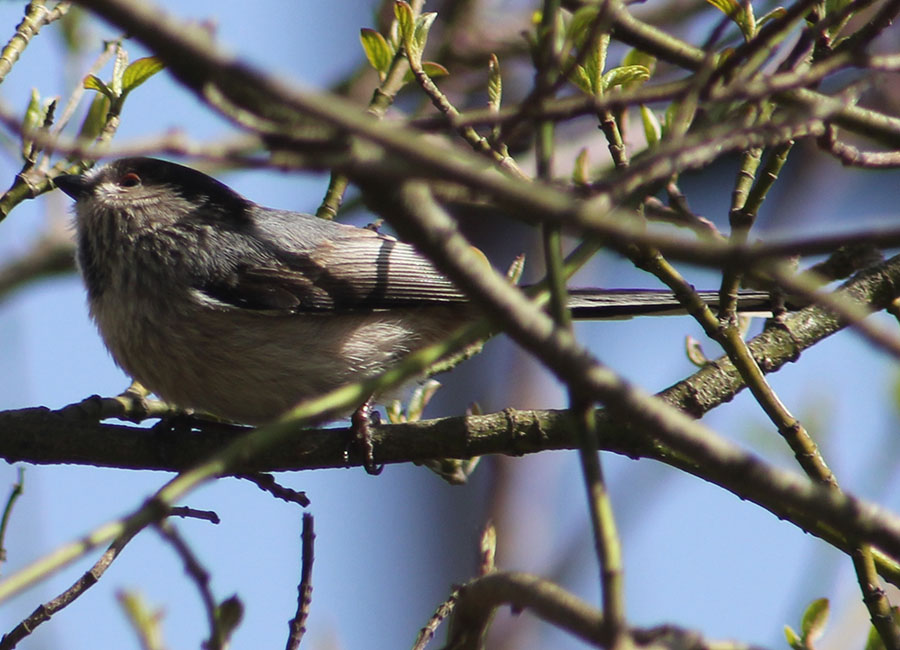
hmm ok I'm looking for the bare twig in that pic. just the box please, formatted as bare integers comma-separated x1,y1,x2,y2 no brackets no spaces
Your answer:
0,524,141,650
156,521,229,650
0,468,24,571
446,571,770,650
285,513,314,650
236,474,310,508
0,1,71,85
168,506,220,524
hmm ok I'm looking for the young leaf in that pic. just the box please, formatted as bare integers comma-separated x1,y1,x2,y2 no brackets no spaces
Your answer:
413,12,437,56
569,64,594,95
784,625,804,650
83,74,115,101
640,104,661,147
581,33,609,95
388,15,401,50
487,54,502,111
121,57,164,94
704,0,755,39
406,379,441,422
22,88,42,137
553,8,567,55
800,597,829,643
479,521,496,574
21,88,42,158
622,48,656,77
360,28,393,74
572,147,589,186
600,64,650,92
78,92,111,141
865,622,887,650
685,335,709,366
421,61,448,77
663,100,680,137
402,61,449,84
757,7,787,28
567,6,599,48
215,595,244,638
387,399,404,424
59,9,86,54
111,44,128,97
394,1,414,47
704,0,742,22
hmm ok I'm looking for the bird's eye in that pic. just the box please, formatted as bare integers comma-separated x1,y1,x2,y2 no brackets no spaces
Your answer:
119,172,141,188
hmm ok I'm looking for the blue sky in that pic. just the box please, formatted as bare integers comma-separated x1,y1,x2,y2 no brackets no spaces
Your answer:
0,2,898,649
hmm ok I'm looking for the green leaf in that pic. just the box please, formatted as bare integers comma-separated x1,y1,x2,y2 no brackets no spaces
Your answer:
867,608,900,650
569,64,594,95
83,74,115,101
117,589,164,649
600,64,650,92
784,625,804,650
388,15,401,50
800,597,829,643
386,399,403,424
704,0,754,39
394,1,414,47
580,33,608,95
22,88,42,135
215,595,244,639
567,6,599,48
121,56,164,94
757,7,787,28
622,49,656,77
422,61,448,77
704,0,742,21
59,8,86,54
572,147,589,186
413,11,437,56
640,104,661,146
111,44,128,96
865,622,887,650
21,88,42,158
662,101,678,137
407,379,441,422
487,54,502,111
685,335,709,366
360,28,393,74
77,92,111,141
553,8,567,55
402,61,449,84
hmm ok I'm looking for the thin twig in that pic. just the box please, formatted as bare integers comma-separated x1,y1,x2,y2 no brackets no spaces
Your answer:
236,473,310,507
0,468,24,572
156,521,227,650
0,524,141,650
0,1,70,84
406,44,529,181
168,506,220,524
285,513,314,650
446,571,770,650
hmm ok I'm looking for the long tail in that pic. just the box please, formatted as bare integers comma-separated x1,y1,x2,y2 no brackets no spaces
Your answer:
564,289,779,319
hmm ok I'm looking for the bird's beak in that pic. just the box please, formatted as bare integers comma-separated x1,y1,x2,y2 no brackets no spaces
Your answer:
54,174,89,200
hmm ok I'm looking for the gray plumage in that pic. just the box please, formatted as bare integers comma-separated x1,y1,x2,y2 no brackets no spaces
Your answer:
55,158,774,425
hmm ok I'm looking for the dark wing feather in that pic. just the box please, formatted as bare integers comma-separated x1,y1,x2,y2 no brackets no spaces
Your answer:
199,213,466,313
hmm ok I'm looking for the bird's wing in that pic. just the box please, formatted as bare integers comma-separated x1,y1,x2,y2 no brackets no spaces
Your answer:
197,215,467,313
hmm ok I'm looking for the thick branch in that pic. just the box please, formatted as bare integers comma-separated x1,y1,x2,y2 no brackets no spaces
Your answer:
2,251,898,471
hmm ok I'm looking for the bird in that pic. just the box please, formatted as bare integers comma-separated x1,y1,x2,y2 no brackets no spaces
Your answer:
54,157,776,431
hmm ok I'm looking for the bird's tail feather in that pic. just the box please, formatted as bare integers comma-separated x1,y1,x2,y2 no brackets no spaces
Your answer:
564,289,779,319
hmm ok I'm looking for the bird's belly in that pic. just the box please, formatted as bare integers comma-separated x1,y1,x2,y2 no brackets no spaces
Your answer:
90,296,461,424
